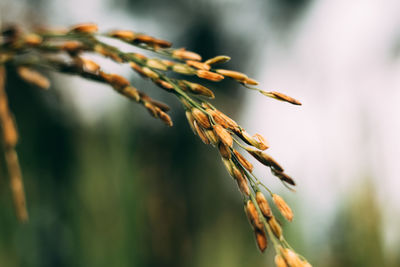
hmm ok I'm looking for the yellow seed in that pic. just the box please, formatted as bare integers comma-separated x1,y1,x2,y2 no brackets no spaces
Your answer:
141,67,159,79
69,23,98,33
268,216,282,239
144,102,157,117
158,111,173,127
186,60,211,70
235,172,250,196
262,91,302,106
214,109,238,130
213,124,233,147
204,129,219,146
243,77,259,85
151,38,172,48
191,108,211,129
274,255,288,267
121,86,140,102
233,150,253,172
204,55,231,65
216,69,248,81
109,74,130,89
154,79,174,91
129,62,147,77
193,121,209,144
172,48,202,61
24,34,42,46
272,194,293,222
134,34,155,44
282,249,303,267
253,133,269,150
196,70,224,82
172,64,196,75
17,67,50,90
79,57,100,73
245,200,263,231
61,41,84,52
218,142,231,159
185,82,214,98
246,147,283,172
109,30,135,41
255,229,268,252
256,191,272,218
146,59,167,71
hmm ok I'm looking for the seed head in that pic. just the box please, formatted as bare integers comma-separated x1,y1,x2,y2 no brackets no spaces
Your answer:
213,124,233,147
256,191,272,218
172,64,196,75
253,134,269,150
196,70,224,82
109,74,130,89
121,86,140,102
272,194,293,222
141,67,159,79
158,111,173,127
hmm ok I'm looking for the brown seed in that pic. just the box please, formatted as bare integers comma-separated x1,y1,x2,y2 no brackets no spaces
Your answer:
235,172,250,196
272,194,293,222
256,191,272,218
129,62,147,77
172,48,202,61
262,91,302,106
69,23,98,33
191,108,211,129
204,55,231,65
246,147,283,172
79,57,100,73
218,142,231,159
196,70,224,82
144,102,157,117
213,124,233,147
158,111,173,127
245,200,263,231
134,34,155,44
233,150,253,172
17,67,50,89
151,38,172,48
268,216,282,239
109,74,130,89
148,99,170,112
272,169,296,186
221,158,235,177
185,82,214,98
274,255,288,267
193,121,209,144
255,229,268,252
243,77,259,85
61,41,84,52
154,79,174,91
214,110,238,130
121,86,140,102
160,59,175,67
109,30,135,41
253,134,269,150
215,69,248,81
186,60,211,70
24,34,42,46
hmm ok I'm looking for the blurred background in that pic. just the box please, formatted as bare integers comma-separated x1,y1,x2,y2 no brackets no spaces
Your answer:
1,0,400,266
